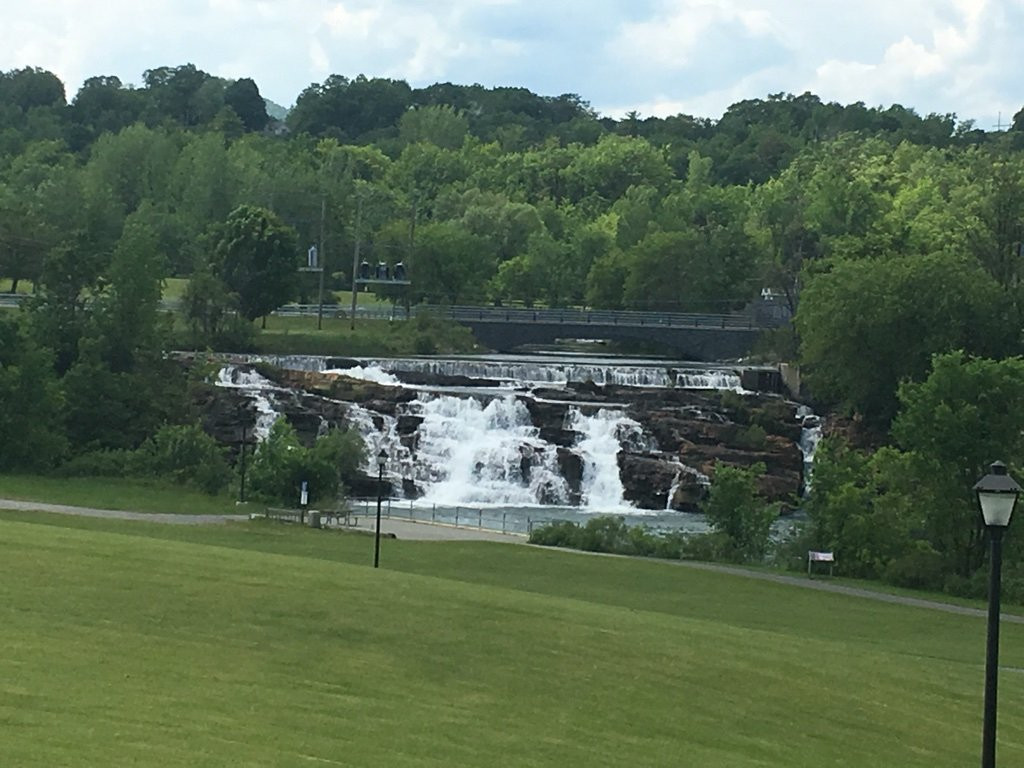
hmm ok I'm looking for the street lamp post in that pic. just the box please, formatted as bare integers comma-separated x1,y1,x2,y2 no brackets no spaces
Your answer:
973,461,1022,768
374,449,387,568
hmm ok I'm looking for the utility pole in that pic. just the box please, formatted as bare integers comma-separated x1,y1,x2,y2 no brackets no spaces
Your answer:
406,194,417,317
238,423,248,504
349,193,363,331
317,196,327,331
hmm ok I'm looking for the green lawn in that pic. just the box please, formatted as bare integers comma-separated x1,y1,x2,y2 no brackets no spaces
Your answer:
161,278,393,311
1,510,1022,767
252,313,480,356
0,277,34,293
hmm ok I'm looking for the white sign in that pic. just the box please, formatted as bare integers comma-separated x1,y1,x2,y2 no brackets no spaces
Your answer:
300,480,308,506
307,245,318,269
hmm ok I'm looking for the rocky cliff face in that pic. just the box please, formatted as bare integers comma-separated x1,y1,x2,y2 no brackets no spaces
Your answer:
194,360,807,512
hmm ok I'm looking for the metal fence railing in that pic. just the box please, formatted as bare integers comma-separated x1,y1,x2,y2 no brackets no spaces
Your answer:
347,498,538,536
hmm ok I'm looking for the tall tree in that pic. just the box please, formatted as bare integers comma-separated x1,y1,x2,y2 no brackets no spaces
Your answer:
223,78,269,132
891,352,1024,575
797,252,1017,425
212,204,299,321
0,315,66,470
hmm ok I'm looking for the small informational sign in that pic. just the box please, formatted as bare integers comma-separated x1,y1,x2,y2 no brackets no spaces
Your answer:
307,245,318,269
300,480,308,506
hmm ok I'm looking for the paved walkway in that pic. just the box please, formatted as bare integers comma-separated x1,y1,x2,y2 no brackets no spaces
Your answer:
0,498,250,526
0,498,525,541
2,497,1018,622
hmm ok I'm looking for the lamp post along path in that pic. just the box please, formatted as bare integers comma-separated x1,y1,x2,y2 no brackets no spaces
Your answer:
974,461,1022,768
374,449,387,568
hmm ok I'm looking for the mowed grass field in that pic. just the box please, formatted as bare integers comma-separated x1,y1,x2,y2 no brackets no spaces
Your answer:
2,511,1023,767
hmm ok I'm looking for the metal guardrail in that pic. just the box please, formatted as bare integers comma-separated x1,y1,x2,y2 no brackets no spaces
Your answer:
275,303,782,330
274,303,402,320
352,498,538,536
442,305,778,330
4,291,784,330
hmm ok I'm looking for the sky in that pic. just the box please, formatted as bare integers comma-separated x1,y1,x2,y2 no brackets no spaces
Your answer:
2,0,1022,128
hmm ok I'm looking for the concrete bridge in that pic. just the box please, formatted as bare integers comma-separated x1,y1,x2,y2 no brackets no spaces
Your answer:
439,305,786,360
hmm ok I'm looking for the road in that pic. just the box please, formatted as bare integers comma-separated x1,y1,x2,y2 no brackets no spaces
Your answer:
1,497,1017,622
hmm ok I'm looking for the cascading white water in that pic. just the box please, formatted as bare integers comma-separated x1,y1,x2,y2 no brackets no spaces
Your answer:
215,366,284,440
675,371,745,391
323,365,401,385
356,357,743,389
411,395,570,506
797,405,823,493
566,408,642,510
663,461,711,510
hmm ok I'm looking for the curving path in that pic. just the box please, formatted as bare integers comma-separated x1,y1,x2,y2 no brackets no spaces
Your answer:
0,498,250,526
1,497,1018,622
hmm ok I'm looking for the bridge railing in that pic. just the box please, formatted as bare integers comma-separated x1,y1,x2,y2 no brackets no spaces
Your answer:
442,305,778,330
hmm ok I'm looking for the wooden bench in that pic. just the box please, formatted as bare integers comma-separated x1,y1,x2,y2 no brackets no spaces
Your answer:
807,550,835,578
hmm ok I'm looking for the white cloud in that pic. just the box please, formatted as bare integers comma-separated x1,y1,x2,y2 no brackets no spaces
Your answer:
323,4,380,39
0,0,1019,124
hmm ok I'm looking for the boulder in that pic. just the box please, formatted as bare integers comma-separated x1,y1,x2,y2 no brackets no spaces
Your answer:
618,452,678,510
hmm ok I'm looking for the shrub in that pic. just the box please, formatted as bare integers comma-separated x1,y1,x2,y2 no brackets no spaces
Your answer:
577,516,635,553
529,520,581,547
248,418,366,506
883,543,947,591
703,463,777,562
680,531,735,562
528,517,686,560
770,521,819,572
735,424,768,450
55,449,135,478
135,423,232,494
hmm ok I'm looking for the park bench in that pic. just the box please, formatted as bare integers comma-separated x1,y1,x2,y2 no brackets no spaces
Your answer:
807,550,835,578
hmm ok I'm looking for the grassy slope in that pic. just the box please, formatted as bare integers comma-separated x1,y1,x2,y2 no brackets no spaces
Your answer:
2,512,1023,767
0,475,249,515
252,314,480,356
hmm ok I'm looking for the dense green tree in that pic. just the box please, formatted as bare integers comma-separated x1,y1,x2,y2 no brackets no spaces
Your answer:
91,210,167,373
223,78,269,133
248,418,365,505
892,352,1024,575
796,251,1016,425
212,204,299,321
69,76,146,148
398,105,468,149
408,221,491,303
563,134,672,204
142,64,215,126
703,463,776,562
0,315,67,470
83,124,180,216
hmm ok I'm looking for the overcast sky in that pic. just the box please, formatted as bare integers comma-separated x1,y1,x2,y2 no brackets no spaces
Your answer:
2,0,1021,127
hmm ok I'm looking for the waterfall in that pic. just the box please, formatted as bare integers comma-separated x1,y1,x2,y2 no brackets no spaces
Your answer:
210,356,805,516
228,353,750,391
674,370,744,391
566,408,642,510
215,366,284,440
663,461,711,510
323,365,401,385
412,395,570,507
357,357,744,390
797,405,823,493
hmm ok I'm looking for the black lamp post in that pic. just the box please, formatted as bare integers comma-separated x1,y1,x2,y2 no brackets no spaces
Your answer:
374,448,387,568
974,461,1021,768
